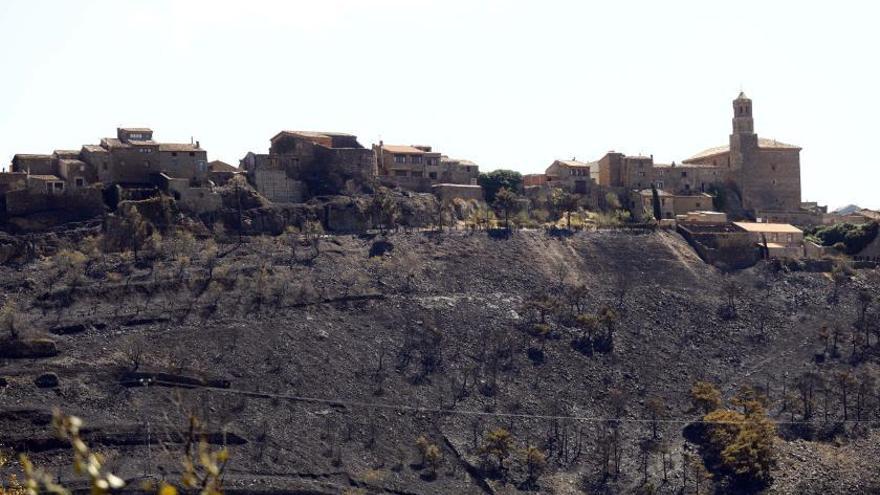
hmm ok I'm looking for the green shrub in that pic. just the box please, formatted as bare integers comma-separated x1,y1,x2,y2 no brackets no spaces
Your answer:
807,222,878,255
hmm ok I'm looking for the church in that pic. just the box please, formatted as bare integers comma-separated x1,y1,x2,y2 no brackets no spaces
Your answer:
591,93,805,221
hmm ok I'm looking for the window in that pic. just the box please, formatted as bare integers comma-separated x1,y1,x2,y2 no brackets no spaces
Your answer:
657,181,664,188
171,152,178,157
45,183,52,193
465,166,471,172
429,172,437,179
427,158,436,166
144,161,151,168
53,182,64,190
394,170,407,177
681,171,687,177
189,152,195,157
102,162,108,171
411,171,423,177
75,178,84,187
394,155,405,164
412,156,422,164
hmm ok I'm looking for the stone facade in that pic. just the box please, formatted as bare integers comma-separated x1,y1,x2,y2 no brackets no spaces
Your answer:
156,173,222,214
636,189,714,220
268,131,375,197
683,93,801,213
0,172,27,195
544,159,594,194
95,128,207,184
374,142,479,192
252,169,305,204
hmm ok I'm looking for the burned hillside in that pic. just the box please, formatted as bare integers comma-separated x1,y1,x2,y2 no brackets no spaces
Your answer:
2,224,880,494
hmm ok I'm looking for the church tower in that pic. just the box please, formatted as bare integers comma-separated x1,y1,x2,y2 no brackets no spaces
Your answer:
729,91,758,171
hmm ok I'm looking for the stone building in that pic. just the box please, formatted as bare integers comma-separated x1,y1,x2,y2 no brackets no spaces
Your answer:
593,93,805,220
3,127,215,216
524,159,599,193
373,142,479,193
684,93,801,215
732,221,804,258
636,189,714,220
94,128,207,185
544,159,594,193
207,160,242,185
241,131,374,200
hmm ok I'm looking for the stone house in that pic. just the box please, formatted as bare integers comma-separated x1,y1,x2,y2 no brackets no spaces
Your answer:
373,142,479,192
207,160,242,185
261,130,375,198
544,159,595,194
637,189,714,220
94,128,207,185
11,154,57,176
732,221,804,258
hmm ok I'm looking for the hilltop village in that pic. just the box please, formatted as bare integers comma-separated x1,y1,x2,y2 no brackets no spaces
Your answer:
1,93,878,268
4,95,880,495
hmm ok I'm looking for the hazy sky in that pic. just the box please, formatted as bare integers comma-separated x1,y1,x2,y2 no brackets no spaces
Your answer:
1,1,877,209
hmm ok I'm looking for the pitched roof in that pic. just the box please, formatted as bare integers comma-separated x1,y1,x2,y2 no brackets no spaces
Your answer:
53,149,80,158
28,174,62,181
82,144,108,153
684,138,800,162
381,144,427,154
555,159,591,168
159,143,201,152
208,160,238,172
13,154,53,160
119,127,153,133
733,222,802,234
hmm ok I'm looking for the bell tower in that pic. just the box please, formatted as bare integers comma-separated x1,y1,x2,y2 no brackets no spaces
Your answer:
729,91,758,171
732,92,754,134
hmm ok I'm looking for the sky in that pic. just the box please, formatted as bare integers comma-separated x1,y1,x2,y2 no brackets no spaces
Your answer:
0,1,878,210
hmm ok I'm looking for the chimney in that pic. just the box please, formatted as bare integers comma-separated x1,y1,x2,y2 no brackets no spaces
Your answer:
196,140,200,149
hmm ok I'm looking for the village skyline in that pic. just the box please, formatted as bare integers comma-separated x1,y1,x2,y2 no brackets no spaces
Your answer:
2,1,880,209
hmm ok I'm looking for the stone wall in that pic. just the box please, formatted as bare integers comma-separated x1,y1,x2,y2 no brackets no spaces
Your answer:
252,169,305,203
0,172,27,194
741,148,801,212
677,223,760,270
158,150,209,181
432,184,484,202
378,175,434,193
157,174,222,214
5,187,104,217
